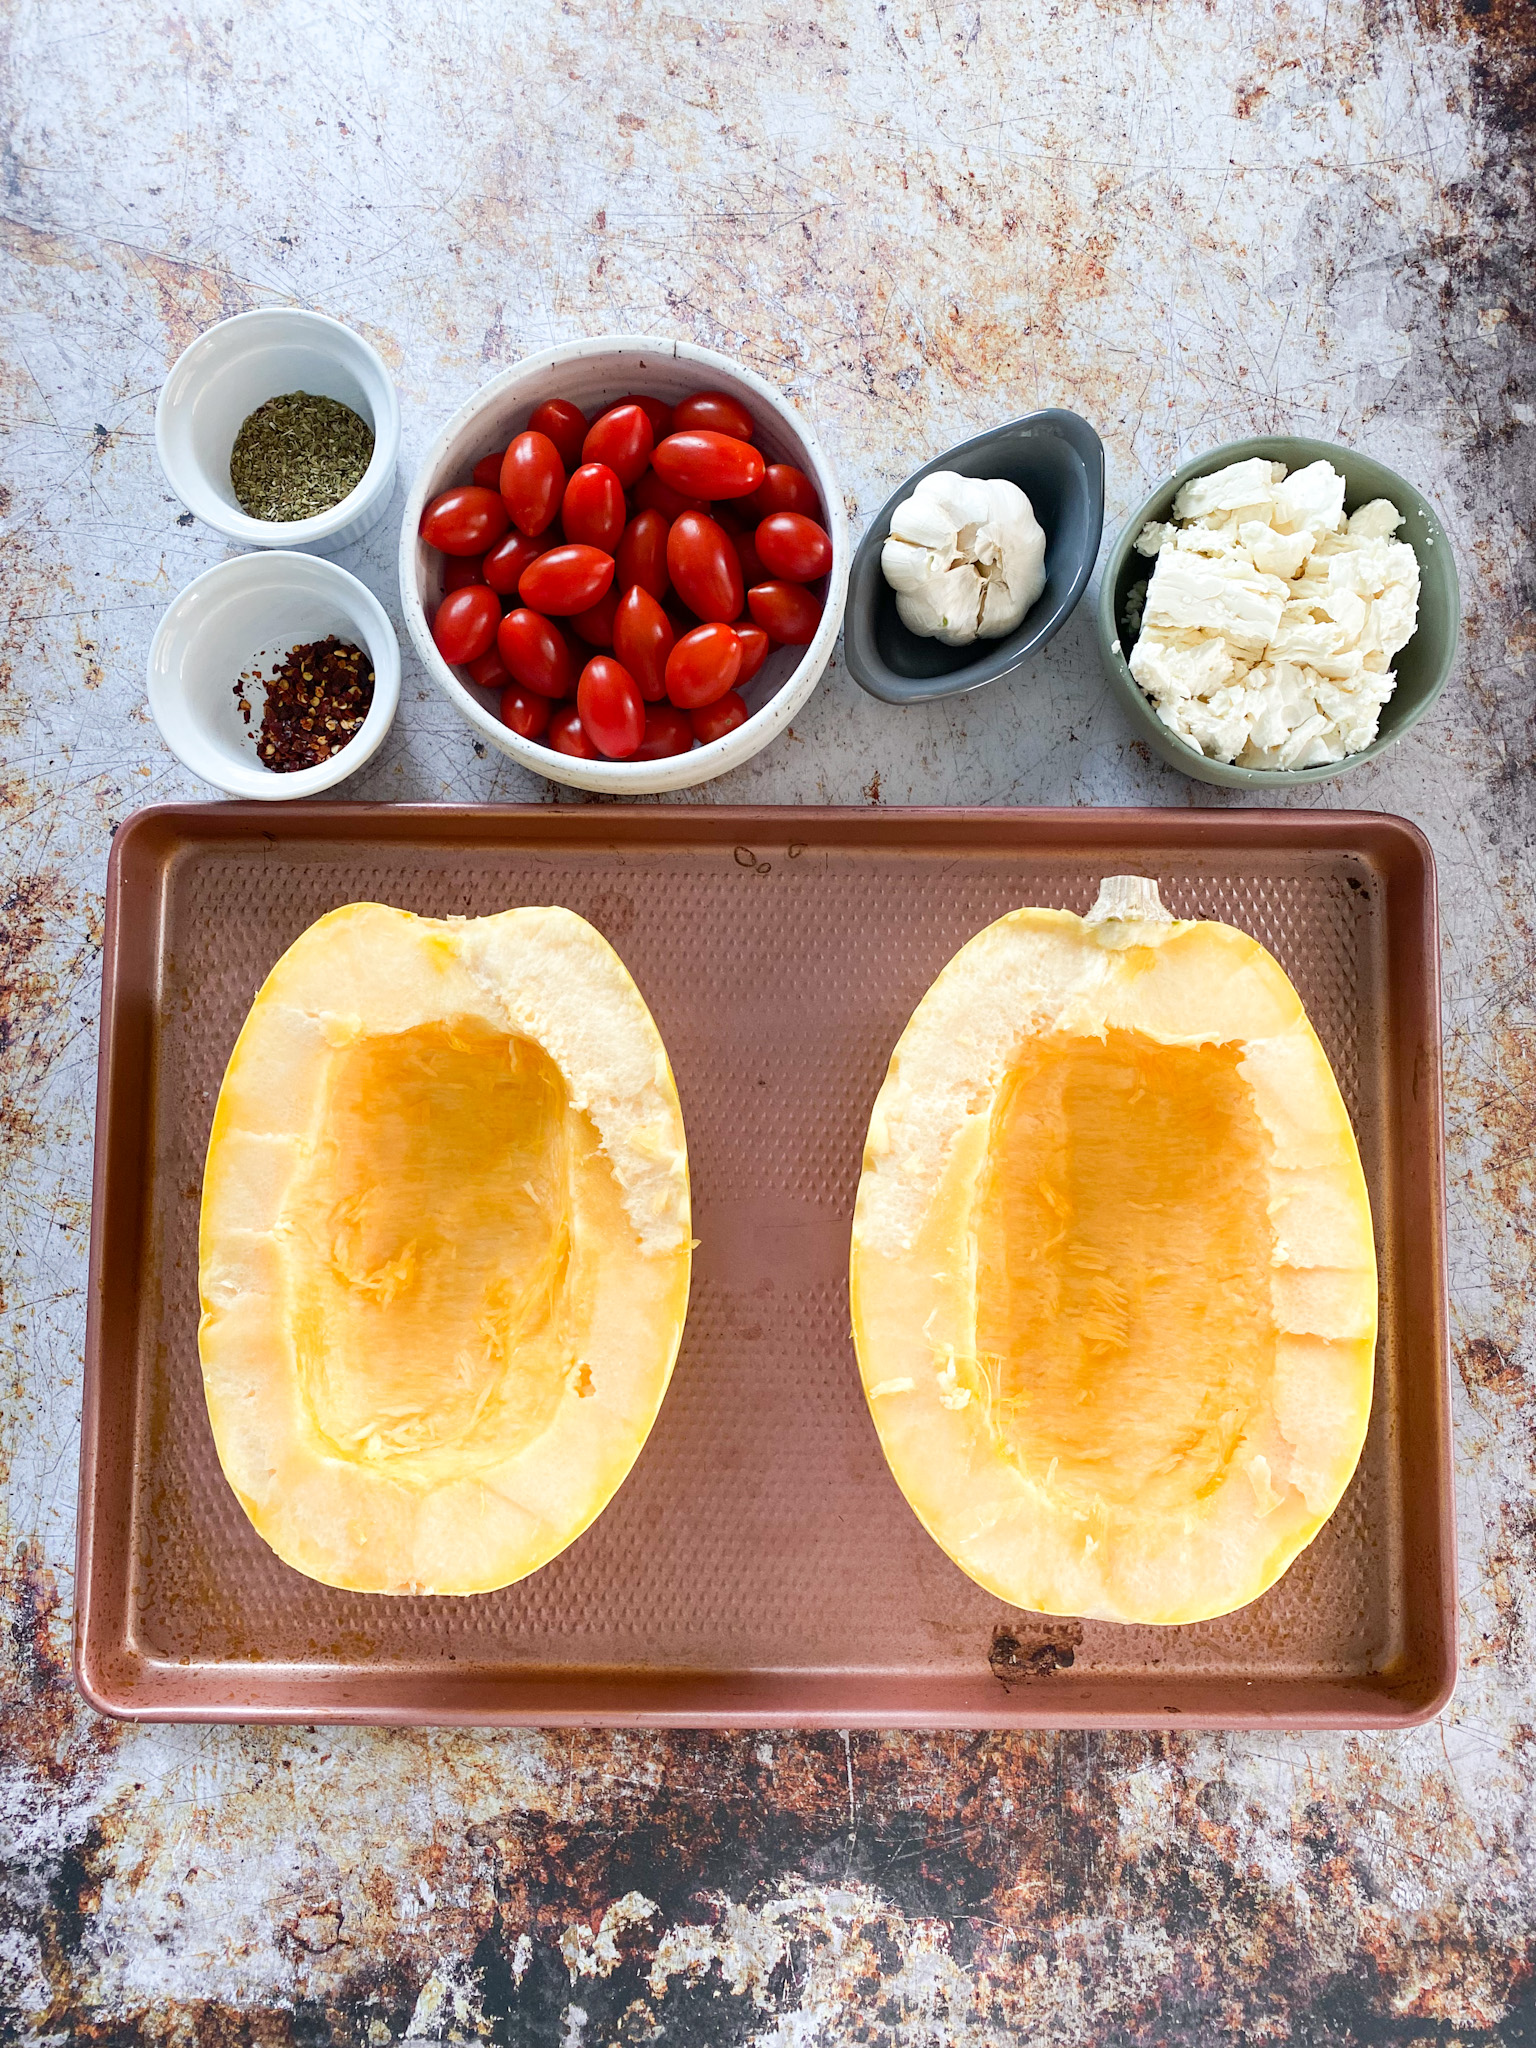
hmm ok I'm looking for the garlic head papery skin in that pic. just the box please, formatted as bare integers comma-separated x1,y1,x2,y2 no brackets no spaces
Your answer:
880,471,1048,648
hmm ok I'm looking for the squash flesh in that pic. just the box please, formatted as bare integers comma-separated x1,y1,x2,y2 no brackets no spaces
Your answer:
977,1029,1277,1517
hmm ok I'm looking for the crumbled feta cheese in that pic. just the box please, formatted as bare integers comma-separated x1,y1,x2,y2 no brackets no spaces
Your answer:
1238,521,1314,579
1141,545,1289,651
1270,459,1346,536
1347,497,1404,540
1134,520,1176,558
1172,457,1283,521
1129,626,1243,703
1126,456,1420,768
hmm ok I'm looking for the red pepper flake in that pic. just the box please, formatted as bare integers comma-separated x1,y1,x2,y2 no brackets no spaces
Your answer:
233,636,375,772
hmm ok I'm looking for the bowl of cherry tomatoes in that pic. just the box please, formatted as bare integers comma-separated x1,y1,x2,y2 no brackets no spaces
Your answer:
399,336,849,792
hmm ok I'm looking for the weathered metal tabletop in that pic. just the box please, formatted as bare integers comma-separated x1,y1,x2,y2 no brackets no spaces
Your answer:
2,2,1532,2039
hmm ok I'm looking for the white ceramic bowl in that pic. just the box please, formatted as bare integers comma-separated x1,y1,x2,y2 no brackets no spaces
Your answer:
398,335,849,793
146,552,400,799
156,308,400,553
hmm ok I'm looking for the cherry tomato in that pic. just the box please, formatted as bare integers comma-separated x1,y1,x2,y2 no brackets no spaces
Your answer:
519,544,615,616
500,431,565,536
442,553,488,593
612,585,675,702
497,608,575,699
735,623,770,683
748,580,822,645
482,529,547,596
528,398,588,471
499,684,552,740
570,584,620,647
671,391,755,441
667,511,744,623
652,430,764,501
756,511,834,582
467,644,513,691
432,584,501,665
665,623,743,709
618,393,673,440
717,512,766,587
582,404,654,489
576,655,645,758
691,690,749,743
549,703,599,758
633,703,695,759
634,469,707,521
741,463,822,522
562,462,626,552
616,509,670,601
421,484,510,557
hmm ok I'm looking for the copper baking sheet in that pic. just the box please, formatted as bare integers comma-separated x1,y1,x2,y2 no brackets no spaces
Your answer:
76,805,1454,1727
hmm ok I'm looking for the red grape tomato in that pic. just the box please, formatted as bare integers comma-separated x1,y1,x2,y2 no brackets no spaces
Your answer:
581,404,654,489
518,544,616,616
421,485,509,556
755,511,834,582
664,622,743,710
671,391,755,441
633,702,694,759
549,702,599,758
690,689,749,743
612,584,675,702
651,430,764,501
562,462,626,552
576,655,645,758
431,584,501,665
497,608,575,698
500,432,565,536
742,463,822,521
498,684,552,740
618,393,674,439
747,580,822,645
527,398,588,470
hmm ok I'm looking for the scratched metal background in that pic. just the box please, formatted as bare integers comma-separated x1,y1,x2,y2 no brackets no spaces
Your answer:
2,0,1533,2039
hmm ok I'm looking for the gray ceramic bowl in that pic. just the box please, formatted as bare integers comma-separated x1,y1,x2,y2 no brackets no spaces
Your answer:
844,408,1105,704
1096,435,1461,788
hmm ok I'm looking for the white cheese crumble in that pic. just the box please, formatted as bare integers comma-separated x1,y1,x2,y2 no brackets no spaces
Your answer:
1126,458,1421,769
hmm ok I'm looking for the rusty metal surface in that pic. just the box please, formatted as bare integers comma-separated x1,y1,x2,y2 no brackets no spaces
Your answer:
0,0,1531,2037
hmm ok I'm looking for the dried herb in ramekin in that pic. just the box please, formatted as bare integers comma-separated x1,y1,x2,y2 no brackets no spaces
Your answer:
234,637,375,772
229,392,374,522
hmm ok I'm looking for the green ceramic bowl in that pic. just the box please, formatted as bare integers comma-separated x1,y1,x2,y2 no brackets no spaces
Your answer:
1095,436,1460,788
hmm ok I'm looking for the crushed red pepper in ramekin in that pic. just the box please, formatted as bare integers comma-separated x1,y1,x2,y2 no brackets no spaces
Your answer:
234,636,375,772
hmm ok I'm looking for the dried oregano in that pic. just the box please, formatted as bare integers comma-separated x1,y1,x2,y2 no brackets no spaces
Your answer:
229,391,374,521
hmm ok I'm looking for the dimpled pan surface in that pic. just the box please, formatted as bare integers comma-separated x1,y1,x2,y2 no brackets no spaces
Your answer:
76,805,1454,1727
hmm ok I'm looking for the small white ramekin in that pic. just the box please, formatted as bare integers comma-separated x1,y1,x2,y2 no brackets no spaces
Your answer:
146,552,400,799
398,334,849,794
155,308,400,553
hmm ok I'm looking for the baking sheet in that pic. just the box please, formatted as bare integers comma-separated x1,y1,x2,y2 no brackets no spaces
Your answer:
76,805,1454,1726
